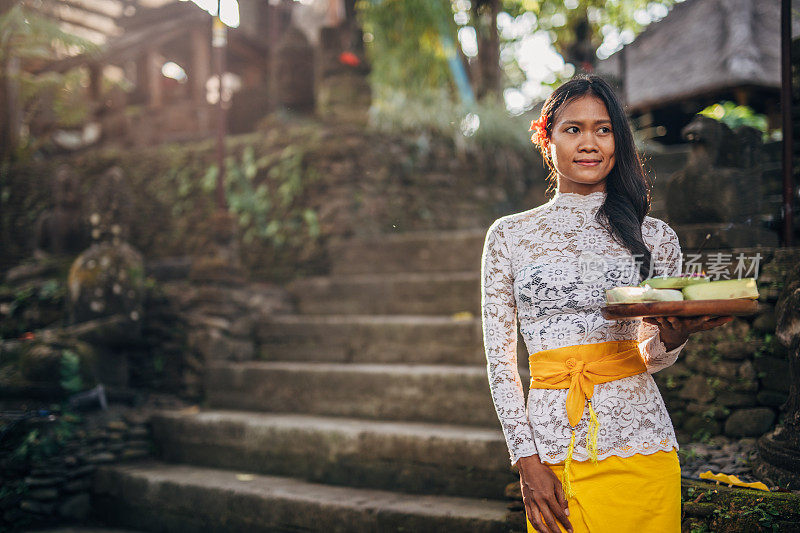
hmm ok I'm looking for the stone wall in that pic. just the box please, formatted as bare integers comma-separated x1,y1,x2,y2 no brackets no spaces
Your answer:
0,117,544,284
0,399,167,532
653,247,800,444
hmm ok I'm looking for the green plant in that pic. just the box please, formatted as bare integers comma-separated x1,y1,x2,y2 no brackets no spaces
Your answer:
0,476,31,530
692,428,713,443
739,501,780,532
356,0,459,101
706,376,723,391
1,279,66,338
59,349,83,394
153,353,165,374
709,344,721,363
0,4,99,160
713,507,732,520
678,447,698,463
223,144,320,249
699,490,714,502
754,333,775,360
698,101,771,140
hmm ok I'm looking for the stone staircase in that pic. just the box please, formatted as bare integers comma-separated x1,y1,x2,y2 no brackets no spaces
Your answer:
90,230,524,532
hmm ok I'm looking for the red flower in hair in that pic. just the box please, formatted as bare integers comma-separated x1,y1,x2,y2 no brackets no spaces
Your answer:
529,114,549,148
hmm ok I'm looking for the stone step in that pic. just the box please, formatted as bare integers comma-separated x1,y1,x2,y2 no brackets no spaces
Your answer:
91,461,511,533
205,361,519,427
286,272,480,315
149,409,515,499
328,229,486,275
255,314,484,364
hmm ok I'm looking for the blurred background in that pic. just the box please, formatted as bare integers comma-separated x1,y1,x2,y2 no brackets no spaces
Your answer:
2,1,800,532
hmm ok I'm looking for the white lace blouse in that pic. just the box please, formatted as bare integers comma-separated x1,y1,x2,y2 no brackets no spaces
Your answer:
481,189,687,466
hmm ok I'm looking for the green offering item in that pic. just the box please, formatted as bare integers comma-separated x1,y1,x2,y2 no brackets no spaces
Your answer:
606,285,684,304
681,278,759,300
638,274,710,289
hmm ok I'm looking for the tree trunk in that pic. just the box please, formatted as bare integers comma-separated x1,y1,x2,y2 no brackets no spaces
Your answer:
557,12,597,74
0,0,17,161
471,0,501,101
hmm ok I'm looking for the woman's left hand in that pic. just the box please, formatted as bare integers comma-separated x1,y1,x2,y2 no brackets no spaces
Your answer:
642,315,735,349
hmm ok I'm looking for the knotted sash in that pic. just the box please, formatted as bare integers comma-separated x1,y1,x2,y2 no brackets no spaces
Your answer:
528,339,647,499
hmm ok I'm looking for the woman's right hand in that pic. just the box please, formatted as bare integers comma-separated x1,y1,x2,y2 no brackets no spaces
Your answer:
517,454,573,533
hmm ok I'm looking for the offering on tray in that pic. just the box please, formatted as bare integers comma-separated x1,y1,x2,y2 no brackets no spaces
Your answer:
637,273,710,289
605,277,759,307
605,285,683,304
682,277,759,300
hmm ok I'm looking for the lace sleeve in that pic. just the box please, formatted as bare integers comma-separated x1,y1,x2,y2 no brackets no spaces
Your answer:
638,222,688,373
481,219,538,465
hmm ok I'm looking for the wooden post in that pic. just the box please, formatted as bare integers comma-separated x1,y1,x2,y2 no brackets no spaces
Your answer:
146,47,163,108
780,0,794,246
191,24,211,105
212,13,227,210
88,63,102,102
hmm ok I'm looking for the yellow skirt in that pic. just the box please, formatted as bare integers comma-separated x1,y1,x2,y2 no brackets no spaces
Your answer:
526,450,681,533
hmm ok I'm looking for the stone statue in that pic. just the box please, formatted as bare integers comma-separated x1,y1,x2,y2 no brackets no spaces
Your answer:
84,166,134,245
65,167,145,387
33,165,91,257
756,260,800,489
272,24,315,113
666,115,762,225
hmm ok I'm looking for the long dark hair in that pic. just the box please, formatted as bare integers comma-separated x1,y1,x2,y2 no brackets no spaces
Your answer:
535,74,656,282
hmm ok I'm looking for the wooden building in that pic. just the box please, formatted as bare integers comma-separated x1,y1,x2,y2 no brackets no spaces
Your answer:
28,0,309,147
596,0,800,144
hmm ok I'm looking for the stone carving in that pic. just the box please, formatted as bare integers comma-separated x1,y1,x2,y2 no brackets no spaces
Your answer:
666,115,762,225
315,23,371,124
65,167,145,387
755,259,800,489
32,165,91,257
84,166,134,244
273,24,315,113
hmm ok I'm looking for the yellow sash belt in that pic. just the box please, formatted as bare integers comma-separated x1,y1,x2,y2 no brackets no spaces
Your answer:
528,339,646,499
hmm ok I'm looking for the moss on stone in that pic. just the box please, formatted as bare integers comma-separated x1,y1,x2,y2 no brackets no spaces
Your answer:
682,479,799,532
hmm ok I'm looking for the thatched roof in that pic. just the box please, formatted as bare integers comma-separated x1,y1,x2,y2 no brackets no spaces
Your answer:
596,0,800,112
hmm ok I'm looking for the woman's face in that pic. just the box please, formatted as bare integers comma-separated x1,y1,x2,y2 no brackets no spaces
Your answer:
548,94,616,194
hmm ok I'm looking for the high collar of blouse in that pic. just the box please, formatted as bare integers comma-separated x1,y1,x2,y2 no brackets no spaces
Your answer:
551,189,607,209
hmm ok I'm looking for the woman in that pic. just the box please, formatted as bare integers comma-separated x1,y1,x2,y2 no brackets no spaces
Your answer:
480,74,734,533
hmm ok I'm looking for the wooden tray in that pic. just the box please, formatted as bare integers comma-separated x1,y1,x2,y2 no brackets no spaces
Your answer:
601,298,759,320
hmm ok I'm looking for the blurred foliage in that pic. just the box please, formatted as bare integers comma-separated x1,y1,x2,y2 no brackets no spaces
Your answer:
0,4,95,63
356,0,682,151
0,4,99,160
1,123,328,283
357,0,679,124
220,144,321,249
59,349,84,394
0,278,68,340
501,0,678,91
356,0,459,98
501,0,678,52
369,86,533,150
5,403,82,466
698,100,771,140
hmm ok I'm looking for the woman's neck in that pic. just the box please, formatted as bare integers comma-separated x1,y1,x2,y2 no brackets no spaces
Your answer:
557,180,606,195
